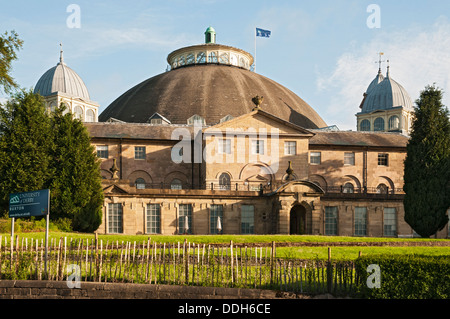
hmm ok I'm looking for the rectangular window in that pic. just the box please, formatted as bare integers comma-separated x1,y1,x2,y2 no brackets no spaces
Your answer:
241,205,254,234
96,145,108,159
135,146,146,160
325,206,338,236
384,207,397,236
354,207,367,236
178,204,192,234
108,203,123,234
146,204,161,234
218,139,231,154
378,153,389,166
251,140,265,155
210,204,224,234
284,141,297,155
310,152,321,165
344,152,355,166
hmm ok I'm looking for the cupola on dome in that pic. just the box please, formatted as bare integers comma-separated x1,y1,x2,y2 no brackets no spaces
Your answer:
361,66,413,114
34,49,91,101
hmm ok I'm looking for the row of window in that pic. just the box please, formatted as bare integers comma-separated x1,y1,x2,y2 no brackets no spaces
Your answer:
360,116,401,132
324,206,397,236
310,152,389,166
170,51,251,70
49,102,96,122
97,145,147,160
97,141,299,160
107,203,255,235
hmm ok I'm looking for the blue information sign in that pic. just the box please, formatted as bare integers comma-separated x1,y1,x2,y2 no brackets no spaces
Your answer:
9,189,50,218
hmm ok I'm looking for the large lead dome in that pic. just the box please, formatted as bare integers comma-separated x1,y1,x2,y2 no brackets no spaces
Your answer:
99,28,327,129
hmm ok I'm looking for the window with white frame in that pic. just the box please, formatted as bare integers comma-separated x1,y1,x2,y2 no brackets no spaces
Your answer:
378,153,389,166
135,146,146,160
135,178,146,189
354,207,367,236
284,141,296,155
171,179,183,190
108,203,123,234
219,173,231,190
241,205,254,234
344,152,355,166
218,139,231,154
146,204,161,234
96,145,108,159
325,206,338,236
178,204,192,234
383,207,397,236
251,140,265,155
310,152,321,165
210,205,223,234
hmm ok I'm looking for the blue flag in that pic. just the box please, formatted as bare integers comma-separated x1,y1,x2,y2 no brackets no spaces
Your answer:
256,28,271,38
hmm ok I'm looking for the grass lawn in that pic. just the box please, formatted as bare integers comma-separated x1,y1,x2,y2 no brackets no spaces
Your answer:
1,231,449,261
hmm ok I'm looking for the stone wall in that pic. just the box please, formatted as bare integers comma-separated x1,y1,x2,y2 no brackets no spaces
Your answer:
0,280,284,299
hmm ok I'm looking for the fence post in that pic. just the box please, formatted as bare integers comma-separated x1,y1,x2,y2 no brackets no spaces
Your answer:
184,239,188,285
270,241,275,285
230,240,234,286
327,247,332,293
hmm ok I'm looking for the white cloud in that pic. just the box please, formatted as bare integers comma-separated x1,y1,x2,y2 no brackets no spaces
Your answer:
317,17,450,130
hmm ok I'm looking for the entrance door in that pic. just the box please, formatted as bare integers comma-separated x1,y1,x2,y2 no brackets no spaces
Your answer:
290,205,306,234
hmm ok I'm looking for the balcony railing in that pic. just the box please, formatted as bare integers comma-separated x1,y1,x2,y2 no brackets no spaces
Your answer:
129,181,405,198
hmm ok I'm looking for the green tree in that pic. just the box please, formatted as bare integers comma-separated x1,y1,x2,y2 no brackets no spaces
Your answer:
0,90,53,213
49,105,103,232
0,91,103,232
0,30,23,94
403,85,450,238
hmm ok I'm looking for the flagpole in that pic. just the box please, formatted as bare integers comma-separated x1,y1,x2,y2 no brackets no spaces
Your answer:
254,27,257,72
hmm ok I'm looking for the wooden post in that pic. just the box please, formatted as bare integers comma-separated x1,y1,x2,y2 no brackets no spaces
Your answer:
184,239,188,285
230,241,234,285
270,241,275,285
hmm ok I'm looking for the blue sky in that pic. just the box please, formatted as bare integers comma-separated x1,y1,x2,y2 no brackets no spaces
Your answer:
1,0,450,130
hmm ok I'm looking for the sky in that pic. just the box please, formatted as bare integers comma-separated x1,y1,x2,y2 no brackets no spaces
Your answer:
1,0,450,130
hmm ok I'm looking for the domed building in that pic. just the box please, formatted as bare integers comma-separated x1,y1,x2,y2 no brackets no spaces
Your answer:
36,28,445,238
356,63,414,135
34,46,99,122
99,27,327,129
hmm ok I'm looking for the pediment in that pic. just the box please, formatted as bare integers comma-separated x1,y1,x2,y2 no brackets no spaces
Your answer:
103,184,129,194
205,109,314,137
245,174,269,182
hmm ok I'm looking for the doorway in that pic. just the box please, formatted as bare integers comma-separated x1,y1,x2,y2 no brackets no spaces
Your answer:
290,205,307,235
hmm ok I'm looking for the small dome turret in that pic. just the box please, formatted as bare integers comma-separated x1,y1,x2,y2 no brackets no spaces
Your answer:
34,46,91,101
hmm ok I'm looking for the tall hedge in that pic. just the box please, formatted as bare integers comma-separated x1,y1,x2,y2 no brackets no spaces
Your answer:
355,254,450,299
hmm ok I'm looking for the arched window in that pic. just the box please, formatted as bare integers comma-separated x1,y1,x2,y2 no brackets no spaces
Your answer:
135,178,146,189
376,183,388,194
197,52,206,64
74,105,83,120
219,173,231,190
388,116,400,130
208,51,218,63
86,109,95,122
171,179,183,190
343,183,354,193
374,117,385,131
360,119,371,131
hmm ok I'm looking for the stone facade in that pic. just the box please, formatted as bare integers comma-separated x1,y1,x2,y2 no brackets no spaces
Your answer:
86,109,449,238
